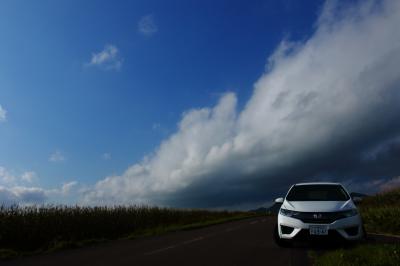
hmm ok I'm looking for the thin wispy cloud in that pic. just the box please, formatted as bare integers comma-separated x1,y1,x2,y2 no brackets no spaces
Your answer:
0,166,15,183
152,123,169,135
138,15,158,36
87,44,123,71
85,0,400,207
0,167,37,184
20,171,37,183
49,151,65,162
0,104,7,122
152,123,161,131
102,153,112,160
61,181,78,195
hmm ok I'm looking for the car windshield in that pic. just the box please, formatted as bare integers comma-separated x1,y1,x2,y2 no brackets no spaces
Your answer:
286,185,350,201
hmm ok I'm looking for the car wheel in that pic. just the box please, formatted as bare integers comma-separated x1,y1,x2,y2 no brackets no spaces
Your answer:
273,224,292,247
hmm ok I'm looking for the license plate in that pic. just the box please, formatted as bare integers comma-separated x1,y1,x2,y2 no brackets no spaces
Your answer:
309,225,328,235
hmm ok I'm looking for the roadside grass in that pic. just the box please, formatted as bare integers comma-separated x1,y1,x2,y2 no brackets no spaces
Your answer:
311,244,400,266
311,188,400,265
0,205,259,259
358,188,400,235
127,214,255,239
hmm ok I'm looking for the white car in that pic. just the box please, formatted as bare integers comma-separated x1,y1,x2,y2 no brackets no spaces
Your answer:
274,182,364,246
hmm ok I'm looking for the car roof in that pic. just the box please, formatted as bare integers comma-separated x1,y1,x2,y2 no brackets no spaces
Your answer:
294,182,341,186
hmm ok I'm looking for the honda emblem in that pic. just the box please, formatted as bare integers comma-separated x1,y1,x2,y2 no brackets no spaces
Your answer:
313,213,322,219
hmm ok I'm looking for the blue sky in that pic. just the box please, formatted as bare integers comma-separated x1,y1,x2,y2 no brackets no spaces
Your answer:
1,0,400,207
0,1,322,187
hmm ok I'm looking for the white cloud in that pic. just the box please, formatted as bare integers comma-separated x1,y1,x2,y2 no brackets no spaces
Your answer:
0,166,15,183
102,153,111,160
0,167,37,184
152,123,161,130
85,0,400,207
0,186,47,205
138,15,158,36
49,151,65,162
0,167,79,205
61,181,78,195
20,171,37,183
44,180,79,200
152,123,169,134
87,44,122,70
0,104,6,122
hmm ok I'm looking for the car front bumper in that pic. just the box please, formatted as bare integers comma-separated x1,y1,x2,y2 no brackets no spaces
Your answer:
277,213,364,241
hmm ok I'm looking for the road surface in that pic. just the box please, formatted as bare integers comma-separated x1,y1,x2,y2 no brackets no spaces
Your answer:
3,217,312,266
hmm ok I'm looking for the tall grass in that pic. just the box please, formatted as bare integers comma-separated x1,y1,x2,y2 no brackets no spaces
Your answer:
312,244,400,266
0,205,248,253
358,188,400,235
312,189,400,265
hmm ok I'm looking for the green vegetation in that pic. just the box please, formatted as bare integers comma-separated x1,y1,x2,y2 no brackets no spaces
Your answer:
358,188,400,235
312,244,400,266
312,188,400,265
0,205,255,258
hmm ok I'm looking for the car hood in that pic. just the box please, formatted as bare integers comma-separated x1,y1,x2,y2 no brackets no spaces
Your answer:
281,200,355,212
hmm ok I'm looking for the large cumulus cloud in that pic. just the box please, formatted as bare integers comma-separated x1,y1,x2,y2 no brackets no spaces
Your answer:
84,0,400,207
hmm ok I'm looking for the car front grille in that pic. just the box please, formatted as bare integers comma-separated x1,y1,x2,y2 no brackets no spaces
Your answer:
295,211,349,224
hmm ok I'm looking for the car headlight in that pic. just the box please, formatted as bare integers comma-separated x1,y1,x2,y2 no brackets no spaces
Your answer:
279,208,300,217
342,208,358,217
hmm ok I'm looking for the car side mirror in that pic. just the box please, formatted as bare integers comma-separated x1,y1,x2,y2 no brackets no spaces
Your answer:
275,197,284,203
353,196,362,203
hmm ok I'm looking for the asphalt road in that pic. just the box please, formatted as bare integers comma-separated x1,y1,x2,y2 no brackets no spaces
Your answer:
2,217,314,266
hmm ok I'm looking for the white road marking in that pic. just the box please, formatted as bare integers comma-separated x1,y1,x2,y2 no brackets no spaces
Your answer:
144,220,249,255
144,235,208,255
144,245,177,255
225,226,241,232
182,236,204,245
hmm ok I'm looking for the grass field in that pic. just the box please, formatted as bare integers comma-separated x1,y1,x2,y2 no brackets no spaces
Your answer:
0,205,254,258
358,188,400,235
313,187,400,265
312,244,400,266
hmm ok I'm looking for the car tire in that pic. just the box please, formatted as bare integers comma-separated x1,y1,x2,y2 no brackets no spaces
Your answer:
273,224,292,247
